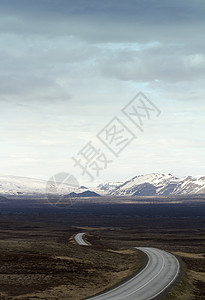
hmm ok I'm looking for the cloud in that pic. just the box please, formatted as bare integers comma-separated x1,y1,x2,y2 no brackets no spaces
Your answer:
0,34,98,103
0,0,204,43
100,43,205,83
0,0,204,180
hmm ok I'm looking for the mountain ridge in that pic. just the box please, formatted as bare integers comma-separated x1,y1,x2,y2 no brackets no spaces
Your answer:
98,173,205,196
0,173,205,196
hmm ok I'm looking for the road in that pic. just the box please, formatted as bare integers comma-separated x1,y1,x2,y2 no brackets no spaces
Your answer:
74,232,89,246
74,233,180,300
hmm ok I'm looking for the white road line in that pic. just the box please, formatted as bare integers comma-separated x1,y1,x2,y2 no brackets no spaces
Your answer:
146,253,180,300
113,251,165,300
86,251,152,300
87,254,151,300
89,249,165,300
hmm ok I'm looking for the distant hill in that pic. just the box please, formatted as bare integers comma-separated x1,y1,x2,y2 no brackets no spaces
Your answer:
67,191,101,198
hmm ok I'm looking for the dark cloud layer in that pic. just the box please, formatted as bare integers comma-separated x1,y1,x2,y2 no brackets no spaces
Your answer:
0,0,204,96
0,0,205,43
1,0,205,22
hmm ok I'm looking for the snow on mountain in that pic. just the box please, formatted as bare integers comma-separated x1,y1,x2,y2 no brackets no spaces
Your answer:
100,173,205,196
0,175,47,195
0,173,205,197
0,175,88,196
97,181,124,193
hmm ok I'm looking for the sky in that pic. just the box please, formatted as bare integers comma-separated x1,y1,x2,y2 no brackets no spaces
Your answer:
0,0,205,186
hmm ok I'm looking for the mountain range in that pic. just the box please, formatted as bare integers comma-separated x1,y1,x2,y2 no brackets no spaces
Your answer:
0,173,205,197
98,173,205,196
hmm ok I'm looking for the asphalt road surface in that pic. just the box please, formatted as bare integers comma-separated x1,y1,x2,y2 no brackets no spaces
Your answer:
75,233,180,300
74,232,89,246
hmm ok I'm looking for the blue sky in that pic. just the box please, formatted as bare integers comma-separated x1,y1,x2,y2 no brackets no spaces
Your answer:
0,0,205,185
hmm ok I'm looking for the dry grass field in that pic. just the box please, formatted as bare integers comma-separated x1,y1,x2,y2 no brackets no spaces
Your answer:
0,219,145,300
0,196,204,299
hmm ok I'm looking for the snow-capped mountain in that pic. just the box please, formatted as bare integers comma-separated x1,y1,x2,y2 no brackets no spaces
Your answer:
0,173,205,197
99,173,205,196
0,175,47,195
0,175,89,196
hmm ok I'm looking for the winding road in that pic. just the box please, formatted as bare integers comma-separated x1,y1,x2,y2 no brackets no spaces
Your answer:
75,232,180,300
